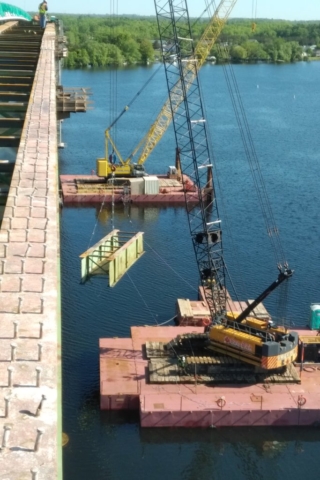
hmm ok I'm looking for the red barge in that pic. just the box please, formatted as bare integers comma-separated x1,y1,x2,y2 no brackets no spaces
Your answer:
100,325,320,428
99,293,320,428
60,173,203,205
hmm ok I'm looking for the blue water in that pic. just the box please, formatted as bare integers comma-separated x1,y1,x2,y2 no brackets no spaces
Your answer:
60,62,320,479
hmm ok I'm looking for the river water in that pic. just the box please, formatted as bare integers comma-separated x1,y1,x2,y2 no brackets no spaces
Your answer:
60,62,320,480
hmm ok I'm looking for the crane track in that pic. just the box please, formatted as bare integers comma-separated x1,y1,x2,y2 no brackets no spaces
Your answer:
146,340,301,384
148,357,300,384
146,334,211,359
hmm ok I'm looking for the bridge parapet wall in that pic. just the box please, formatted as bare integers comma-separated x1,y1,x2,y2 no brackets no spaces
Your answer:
0,24,61,480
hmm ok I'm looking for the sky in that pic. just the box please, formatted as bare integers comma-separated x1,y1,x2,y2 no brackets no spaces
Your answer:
17,0,320,21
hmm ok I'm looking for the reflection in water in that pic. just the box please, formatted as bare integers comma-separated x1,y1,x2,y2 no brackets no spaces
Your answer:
73,386,320,480
95,204,163,225
62,432,70,447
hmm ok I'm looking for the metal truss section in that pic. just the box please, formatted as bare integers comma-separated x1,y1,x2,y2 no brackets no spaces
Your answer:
154,0,226,319
80,229,144,287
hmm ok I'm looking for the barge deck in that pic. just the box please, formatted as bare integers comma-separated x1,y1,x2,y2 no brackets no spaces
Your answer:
60,174,201,205
100,325,320,427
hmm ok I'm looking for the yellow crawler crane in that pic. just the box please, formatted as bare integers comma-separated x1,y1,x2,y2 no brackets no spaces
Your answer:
96,0,238,178
168,317,299,372
208,323,299,370
166,270,299,372
154,0,299,373
211,269,299,369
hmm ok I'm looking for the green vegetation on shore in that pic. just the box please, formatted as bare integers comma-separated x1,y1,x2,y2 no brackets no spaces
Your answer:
58,15,320,68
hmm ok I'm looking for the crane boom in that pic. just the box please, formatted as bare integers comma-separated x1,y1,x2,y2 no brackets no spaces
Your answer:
134,0,237,166
154,0,226,318
103,0,237,173
154,0,299,372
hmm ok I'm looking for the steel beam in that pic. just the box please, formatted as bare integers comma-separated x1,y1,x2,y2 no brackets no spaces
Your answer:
0,92,29,101
0,102,27,112
0,76,33,84
0,64,36,70
0,136,20,147
0,117,24,128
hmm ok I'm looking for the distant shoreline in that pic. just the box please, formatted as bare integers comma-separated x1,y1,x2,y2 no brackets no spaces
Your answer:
58,15,320,69
63,58,320,70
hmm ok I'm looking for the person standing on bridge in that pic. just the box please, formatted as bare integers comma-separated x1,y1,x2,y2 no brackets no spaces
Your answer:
38,1,48,29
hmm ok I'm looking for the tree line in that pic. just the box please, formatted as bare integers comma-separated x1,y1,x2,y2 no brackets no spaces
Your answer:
58,15,320,68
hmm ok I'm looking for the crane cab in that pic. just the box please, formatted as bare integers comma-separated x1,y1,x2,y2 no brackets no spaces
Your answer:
96,158,146,178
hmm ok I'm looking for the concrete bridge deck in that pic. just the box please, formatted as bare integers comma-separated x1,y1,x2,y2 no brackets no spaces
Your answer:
0,23,61,479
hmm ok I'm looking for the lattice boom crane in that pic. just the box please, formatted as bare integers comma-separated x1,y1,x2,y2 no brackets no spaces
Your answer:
154,0,299,371
96,0,238,178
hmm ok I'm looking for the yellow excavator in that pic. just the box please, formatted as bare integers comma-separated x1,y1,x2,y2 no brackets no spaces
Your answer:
96,0,238,178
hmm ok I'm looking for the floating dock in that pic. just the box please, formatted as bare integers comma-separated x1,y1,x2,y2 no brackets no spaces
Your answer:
100,325,320,427
60,174,202,205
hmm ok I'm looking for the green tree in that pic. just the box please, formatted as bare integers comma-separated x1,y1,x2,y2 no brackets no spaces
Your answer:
241,40,268,60
64,51,76,68
139,39,155,63
77,49,90,67
277,42,293,62
289,41,303,61
110,32,141,63
59,15,320,68
230,45,247,61
106,44,124,65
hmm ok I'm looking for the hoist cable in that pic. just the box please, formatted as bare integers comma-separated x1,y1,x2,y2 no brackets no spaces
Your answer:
221,57,288,269
106,64,163,131
107,0,219,146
